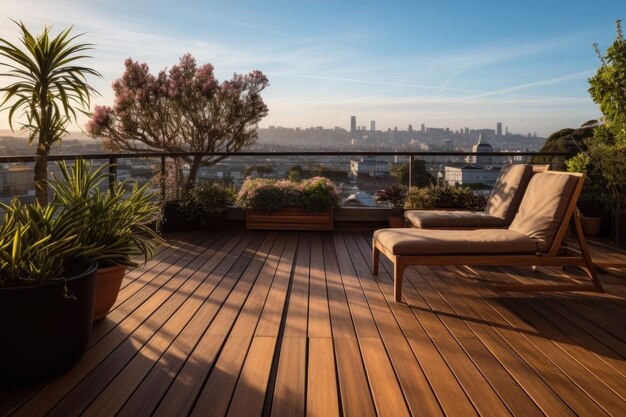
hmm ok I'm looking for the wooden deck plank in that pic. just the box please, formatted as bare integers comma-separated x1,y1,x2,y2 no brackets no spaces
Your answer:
322,235,377,417
306,338,340,417
417,265,614,417
342,233,449,417
402,265,578,417
10,231,240,417
307,233,332,338
2,230,625,417
189,234,293,417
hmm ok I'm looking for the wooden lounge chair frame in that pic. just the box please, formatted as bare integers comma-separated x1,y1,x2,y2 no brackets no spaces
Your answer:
373,171,604,302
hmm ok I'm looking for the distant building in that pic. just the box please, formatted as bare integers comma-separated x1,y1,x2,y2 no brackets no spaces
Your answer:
350,157,390,177
496,122,502,137
421,123,425,132
471,134,493,164
370,120,375,131
350,116,357,135
342,191,378,207
443,139,454,151
444,163,501,186
408,124,413,133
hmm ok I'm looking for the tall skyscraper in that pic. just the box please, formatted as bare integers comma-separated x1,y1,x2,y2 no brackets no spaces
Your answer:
408,124,413,133
370,120,375,131
350,116,357,135
496,122,502,137
421,123,425,132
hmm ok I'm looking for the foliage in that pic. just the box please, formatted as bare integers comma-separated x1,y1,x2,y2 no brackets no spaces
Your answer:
285,164,348,182
404,183,486,211
563,21,626,210
49,160,163,268
300,177,342,213
391,159,434,187
236,176,340,212
87,54,269,194
532,124,595,168
0,199,97,287
375,185,407,213
589,20,626,145
0,21,100,205
179,181,236,220
243,165,274,177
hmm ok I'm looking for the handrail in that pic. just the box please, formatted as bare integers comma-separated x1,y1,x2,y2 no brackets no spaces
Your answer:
0,150,573,164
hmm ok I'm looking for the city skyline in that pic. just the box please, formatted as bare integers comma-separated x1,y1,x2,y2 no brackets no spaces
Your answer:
0,0,623,136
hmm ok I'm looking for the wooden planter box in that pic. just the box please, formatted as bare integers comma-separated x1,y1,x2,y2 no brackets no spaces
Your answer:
246,208,333,231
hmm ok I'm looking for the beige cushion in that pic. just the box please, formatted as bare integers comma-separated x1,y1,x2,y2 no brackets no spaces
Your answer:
485,164,534,223
509,173,579,252
373,228,538,256
405,210,507,228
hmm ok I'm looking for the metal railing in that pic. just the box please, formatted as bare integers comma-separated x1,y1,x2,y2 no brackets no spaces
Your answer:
0,150,574,202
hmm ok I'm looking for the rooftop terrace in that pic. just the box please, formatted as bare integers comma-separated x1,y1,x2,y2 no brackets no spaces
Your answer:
1,229,624,417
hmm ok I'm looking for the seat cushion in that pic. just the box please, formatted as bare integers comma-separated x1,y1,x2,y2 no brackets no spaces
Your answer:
405,210,507,228
373,228,538,256
509,172,579,253
485,164,534,224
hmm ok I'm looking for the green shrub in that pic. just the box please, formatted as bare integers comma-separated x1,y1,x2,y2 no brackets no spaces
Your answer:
404,183,486,210
180,181,236,219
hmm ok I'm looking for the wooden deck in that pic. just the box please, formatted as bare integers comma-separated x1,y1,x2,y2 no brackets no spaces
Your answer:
1,230,625,417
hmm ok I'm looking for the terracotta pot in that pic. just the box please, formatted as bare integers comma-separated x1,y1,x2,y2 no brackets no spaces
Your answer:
581,216,602,236
388,215,405,228
93,264,127,321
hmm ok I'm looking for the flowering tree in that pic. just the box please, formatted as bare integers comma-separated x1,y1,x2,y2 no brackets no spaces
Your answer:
87,54,269,194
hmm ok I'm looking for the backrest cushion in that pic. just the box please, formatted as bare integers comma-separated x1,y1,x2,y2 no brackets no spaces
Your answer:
509,172,579,252
485,164,534,223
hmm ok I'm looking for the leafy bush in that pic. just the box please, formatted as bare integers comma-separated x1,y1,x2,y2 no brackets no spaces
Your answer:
236,176,340,212
180,182,236,220
404,183,486,211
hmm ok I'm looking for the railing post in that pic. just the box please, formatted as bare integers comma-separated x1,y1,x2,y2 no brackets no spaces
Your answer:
160,156,166,201
108,157,117,193
408,155,414,189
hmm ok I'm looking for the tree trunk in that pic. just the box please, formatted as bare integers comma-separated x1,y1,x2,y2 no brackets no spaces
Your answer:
184,155,202,194
34,141,50,206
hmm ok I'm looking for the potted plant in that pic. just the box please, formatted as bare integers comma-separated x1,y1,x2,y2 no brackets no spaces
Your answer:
566,153,612,235
179,181,236,231
236,177,340,230
0,198,100,385
375,185,407,227
49,160,163,321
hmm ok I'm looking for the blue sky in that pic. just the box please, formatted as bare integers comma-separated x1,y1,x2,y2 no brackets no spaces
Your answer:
0,0,623,136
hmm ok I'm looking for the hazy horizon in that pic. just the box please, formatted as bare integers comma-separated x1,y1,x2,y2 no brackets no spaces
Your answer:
1,0,623,137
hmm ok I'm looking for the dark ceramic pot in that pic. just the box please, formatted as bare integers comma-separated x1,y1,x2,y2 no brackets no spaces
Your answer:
204,211,226,231
0,260,98,387
162,200,192,232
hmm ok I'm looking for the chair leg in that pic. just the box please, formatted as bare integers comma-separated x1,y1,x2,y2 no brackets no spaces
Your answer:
394,260,405,302
372,241,380,276
573,212,604,292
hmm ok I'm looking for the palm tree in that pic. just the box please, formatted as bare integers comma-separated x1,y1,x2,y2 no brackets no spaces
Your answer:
0,21,100,204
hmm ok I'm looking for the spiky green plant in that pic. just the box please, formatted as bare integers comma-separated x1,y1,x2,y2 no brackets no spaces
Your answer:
49,159,163,267
0,21,101,205
0,199,97,286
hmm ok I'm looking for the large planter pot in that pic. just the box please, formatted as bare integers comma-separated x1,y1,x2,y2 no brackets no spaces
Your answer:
163,200,192,232
0,260,98,386
203,211,227,231
93,264,127,321
613,209,626,244
581,216,602,236
246,208,333,231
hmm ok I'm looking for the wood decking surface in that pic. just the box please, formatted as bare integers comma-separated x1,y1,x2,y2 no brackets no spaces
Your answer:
1,230,625,417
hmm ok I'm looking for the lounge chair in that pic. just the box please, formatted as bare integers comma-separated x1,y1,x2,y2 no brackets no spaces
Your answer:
404,164,538,229
373,171,604,302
